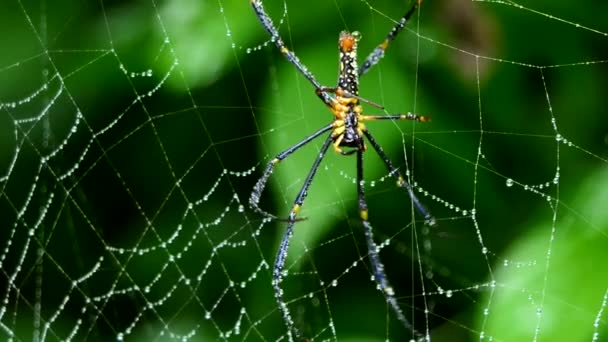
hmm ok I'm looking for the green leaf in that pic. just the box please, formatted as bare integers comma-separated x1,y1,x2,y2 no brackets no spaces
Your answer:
479,166,608,341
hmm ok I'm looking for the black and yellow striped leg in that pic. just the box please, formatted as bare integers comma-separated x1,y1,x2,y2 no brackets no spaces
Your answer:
251,0,334,107
359,0,422,77
362,130,435,226
272,135,333,339
356,150,423,339
364,113,430,122
250,124,333,220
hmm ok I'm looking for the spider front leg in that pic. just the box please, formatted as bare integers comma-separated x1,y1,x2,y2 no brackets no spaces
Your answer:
356,149,424,339
272,135,334,340
251,0,334,107
359,0,423,77
250,124,333,220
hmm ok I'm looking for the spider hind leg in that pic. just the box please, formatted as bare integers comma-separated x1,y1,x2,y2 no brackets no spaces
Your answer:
356,149,426,340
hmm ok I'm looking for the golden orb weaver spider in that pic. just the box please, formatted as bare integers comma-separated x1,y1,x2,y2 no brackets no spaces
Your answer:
248,0,436,339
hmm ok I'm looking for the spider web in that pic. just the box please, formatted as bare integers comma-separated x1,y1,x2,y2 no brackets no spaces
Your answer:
1,0,607,340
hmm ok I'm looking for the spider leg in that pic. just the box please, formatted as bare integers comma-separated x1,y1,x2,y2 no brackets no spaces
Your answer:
362,130,436,226
250,124,333,220
251,0,334,107
356,150,424,339
272,135,334,340
362,112,430,123
317,86,385,109
359,0,422,77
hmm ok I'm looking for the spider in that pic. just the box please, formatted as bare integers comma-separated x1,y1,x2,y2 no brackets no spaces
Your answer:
249,0,435,339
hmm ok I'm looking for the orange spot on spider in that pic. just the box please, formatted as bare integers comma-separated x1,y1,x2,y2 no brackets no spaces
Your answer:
339,31,357,52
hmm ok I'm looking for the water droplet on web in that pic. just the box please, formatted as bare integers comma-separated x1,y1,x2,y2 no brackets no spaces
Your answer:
506,178,514,187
